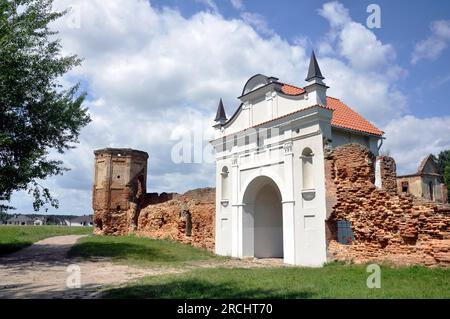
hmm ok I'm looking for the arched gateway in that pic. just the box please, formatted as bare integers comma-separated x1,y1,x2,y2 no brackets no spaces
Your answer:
242,176,283,259
210,51,384,266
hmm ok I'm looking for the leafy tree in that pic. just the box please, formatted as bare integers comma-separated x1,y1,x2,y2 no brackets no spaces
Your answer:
436,150,450,175
0,0,90,211
436,150,450,202
445,166,450,202
0,210,8,223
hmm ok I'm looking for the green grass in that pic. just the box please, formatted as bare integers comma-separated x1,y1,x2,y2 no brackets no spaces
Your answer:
104,263,450,299
0,225,93,255
68,234,219,267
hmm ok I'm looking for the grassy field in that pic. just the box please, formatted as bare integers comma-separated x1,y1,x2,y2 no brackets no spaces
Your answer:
104,263,450,299
68,234,219,267
69,235,450,299
0,225,93,255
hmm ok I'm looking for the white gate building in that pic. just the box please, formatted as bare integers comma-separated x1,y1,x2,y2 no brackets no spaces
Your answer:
210,52,383,266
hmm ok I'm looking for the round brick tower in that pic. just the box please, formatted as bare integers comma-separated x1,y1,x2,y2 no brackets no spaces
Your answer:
92,148,149,235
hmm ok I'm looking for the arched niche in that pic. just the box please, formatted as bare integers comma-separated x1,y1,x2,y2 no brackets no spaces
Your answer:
221,166,230,202
302,147,314,190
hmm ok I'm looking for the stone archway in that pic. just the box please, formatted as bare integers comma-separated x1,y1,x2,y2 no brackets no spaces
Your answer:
242,176,283,258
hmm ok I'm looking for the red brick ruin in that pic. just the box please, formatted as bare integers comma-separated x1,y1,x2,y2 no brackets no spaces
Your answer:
92,146,449,266
92,148,214,250
325,144,450,266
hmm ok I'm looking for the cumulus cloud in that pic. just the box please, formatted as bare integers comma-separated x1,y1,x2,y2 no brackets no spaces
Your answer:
411,20,450,64
240,12,274,36
316,1,406,123
318,1,396,71
195,0,219,14
317,1,351,29
230,0,244,10
383,115,450,174
228,0,273,36
7,1,446,214
9,0,311,214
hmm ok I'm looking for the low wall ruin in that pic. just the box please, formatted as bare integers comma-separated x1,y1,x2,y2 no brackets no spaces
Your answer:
94,188,215,251
325,144,450,267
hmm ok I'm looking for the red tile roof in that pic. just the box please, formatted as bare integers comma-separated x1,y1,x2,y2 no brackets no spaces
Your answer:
280,83,384,136
280,83,305,95
327,96,384,136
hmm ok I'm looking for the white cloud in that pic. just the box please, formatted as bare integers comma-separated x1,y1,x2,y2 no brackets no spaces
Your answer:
317,1,351,29
195,0,219,14
9,0,312,214
240,12,274,36
382,115,450,174
316,2,407,124
338,22,395,71
411,20,450,64
228,0,273,37
230,0,244,10
8,1,444,214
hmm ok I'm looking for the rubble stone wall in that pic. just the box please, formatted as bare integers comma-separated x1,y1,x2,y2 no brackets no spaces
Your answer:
326,143,450,266
137,188,215,251
92,148,148,235
378,155,397,194
94,186,215,250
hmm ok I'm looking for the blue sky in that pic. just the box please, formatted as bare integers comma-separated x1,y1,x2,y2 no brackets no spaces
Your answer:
7,0,450,215
158,0,450,118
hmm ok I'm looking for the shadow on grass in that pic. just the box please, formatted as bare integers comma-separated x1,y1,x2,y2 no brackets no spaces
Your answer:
68,239,216,265
103,279,316,299
69,242,175,262
0,242,32,256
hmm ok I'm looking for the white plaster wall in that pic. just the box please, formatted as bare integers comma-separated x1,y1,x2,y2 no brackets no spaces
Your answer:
276,94,312,116
292,132,328,267
332,128,380,155
213,77,337,267
222,90,320,137
215,159,232,256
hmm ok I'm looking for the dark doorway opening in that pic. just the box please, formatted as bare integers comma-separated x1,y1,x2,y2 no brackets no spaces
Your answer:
429,181,434,201
402,181,409,193
337,220,355,245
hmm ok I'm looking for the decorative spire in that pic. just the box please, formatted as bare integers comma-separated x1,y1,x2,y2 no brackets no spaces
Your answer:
214,98,227,123
305,50,324,82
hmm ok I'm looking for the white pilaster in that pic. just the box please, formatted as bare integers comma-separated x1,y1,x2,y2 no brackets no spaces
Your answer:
282,141,296,264
231,156,240,257
265,91,276,120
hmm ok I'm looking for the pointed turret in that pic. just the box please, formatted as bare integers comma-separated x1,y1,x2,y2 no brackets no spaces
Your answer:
214,98,227,124
305,50,324,82
304,50,328,106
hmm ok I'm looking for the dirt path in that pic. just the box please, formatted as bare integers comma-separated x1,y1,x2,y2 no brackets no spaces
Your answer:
0,235,290,299
0,235,183,299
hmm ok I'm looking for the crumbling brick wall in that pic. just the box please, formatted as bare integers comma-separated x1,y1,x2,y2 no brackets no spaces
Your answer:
93,167,148,235
326,143,450,266
93,148,149,235
137,188,215,251
95,186,215,251
378,155,397,194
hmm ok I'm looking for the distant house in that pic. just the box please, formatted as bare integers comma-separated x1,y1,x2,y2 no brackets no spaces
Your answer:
7,215,34,226
397,155,448,203
33,217,46,226
65,215,93,227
